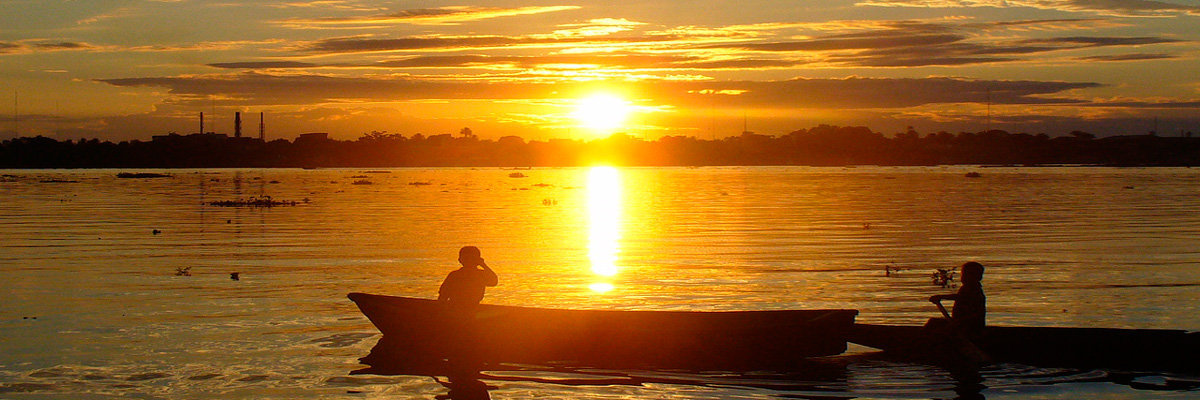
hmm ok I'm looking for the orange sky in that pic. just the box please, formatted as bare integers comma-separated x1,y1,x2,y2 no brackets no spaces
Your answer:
2,0,1199,141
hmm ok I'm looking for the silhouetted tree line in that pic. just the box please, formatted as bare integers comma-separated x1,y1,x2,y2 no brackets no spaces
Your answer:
2,125,1199,168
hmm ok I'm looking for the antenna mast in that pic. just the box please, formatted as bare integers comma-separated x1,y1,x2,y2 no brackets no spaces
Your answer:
12,91,17,138
985,87,991,133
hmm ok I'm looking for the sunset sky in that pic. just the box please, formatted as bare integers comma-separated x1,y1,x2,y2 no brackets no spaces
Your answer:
2,0,1198,141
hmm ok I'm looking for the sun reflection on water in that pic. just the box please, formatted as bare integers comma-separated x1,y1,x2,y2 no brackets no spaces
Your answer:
587,166,621,291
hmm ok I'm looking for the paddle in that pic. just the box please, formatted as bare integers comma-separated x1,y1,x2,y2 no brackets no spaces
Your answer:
934,302,951,319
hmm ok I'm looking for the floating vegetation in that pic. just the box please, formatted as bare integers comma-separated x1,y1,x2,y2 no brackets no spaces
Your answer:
175,266,192,276
207,195,299,207
39,179,78,183
964,172,982,178
352,180,373,185
408,181,433,186
117,172,171,178
508,172,527,178
932,268,957,288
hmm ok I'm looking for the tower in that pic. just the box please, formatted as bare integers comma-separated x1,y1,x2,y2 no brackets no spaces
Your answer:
259,112,264,140
234,112,242,138
199,112,204,134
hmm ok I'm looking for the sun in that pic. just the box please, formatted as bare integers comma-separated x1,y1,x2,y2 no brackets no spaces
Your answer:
572,94,631,132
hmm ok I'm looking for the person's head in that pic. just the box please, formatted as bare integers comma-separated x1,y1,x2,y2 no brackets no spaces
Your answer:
961,261,984,284
458,246,482,268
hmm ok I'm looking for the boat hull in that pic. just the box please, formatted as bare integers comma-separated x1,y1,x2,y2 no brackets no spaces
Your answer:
850,321,1200,371
349,293,858,370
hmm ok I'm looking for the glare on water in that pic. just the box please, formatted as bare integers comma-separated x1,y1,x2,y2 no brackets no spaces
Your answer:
1,166,1198,398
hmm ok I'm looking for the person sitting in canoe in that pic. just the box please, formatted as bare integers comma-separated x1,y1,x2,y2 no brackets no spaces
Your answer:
928,261,986,337
438,246,498,311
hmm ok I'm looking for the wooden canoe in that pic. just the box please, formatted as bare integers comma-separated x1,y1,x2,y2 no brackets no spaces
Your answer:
850,321,1200,371
348,293,858,370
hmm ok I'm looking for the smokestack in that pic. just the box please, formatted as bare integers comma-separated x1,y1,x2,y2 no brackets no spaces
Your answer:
234,112,242,138
199,112,204,134
259,112,265,141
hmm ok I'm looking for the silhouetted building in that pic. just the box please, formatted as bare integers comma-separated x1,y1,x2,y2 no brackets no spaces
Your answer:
294,132,330,145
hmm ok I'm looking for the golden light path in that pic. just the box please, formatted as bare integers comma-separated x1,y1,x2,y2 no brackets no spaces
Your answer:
587,166,621,292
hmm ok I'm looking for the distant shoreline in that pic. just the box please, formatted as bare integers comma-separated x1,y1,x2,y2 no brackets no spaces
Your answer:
4,126,1199,168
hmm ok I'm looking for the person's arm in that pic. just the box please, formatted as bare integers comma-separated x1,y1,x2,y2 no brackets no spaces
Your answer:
480,260,498,287
438,273,452,301
929,293,960,304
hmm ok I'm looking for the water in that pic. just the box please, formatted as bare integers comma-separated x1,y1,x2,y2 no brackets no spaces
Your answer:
1,166,1198,399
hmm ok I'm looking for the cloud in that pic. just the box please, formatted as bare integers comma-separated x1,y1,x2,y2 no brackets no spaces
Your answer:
0,41,96,55
208,61,319,69
300,33,687,54
1074,53,1175,61
96,72,1100,111
699,18,1184,67
719,33,966,52
275,5,580,27
856,0,1200,17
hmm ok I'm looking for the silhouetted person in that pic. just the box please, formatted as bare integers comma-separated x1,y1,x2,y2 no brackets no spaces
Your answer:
929,261,986,338
436,246,497,374
438,246,498,311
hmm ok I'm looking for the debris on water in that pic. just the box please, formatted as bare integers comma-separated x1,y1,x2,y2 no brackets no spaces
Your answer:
117,172,171,178
152,229,162,235
226,219,232,224
1123,186,1135,189
126,372,171,381
932,268,956,288
269,180,280,184
542,198,558,206
964,172,982,178
885,264,902,277
863,222,871,230
230,272,240,281
350,175,368,178
175,266,192,276
207,196,298,207
519,187,529,190
508,172,527,178
23,316,37,320
352,180,373,185
409,181,433,186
